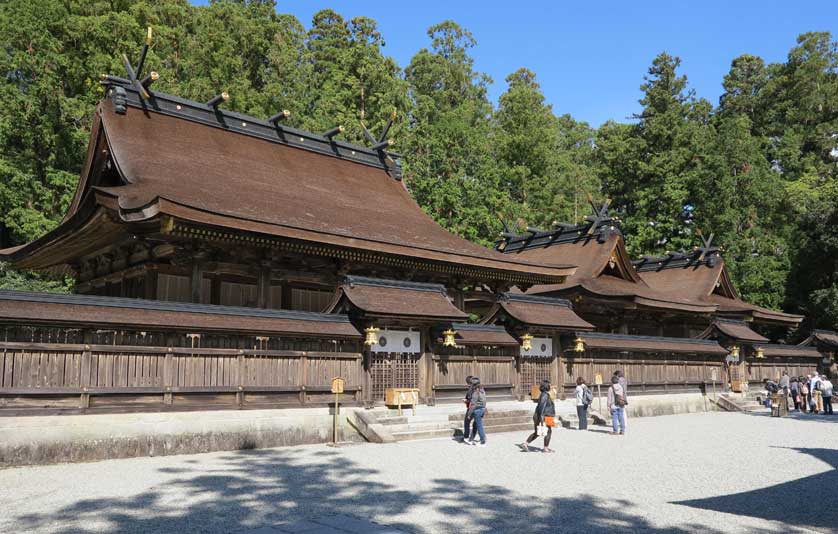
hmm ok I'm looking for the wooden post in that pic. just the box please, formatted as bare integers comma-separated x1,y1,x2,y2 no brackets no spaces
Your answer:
164,347,174,405
299,352,308,405
190,261,204,304
363,350,372,408
79,339,92,410
281,281,292,310
236,350,245,408
210,276,222,305
257,261,272,309
551,333,561,399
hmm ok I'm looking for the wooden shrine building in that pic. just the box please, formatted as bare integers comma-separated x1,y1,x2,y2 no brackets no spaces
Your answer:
0,47,832,415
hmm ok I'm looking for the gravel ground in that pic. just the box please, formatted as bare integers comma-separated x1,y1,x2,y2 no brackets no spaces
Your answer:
1,411,836,534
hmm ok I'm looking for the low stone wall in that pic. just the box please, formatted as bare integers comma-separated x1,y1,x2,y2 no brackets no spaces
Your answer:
0,407,364,467
622,392,720,418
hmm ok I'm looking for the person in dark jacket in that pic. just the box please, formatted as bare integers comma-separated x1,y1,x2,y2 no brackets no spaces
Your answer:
466,376,487,446
520,380,556,453
790,377,800,411
461,375,478,443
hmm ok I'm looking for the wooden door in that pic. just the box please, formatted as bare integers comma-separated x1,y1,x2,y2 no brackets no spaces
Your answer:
369,352,420,402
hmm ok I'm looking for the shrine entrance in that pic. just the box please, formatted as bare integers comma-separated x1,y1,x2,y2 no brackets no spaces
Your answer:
369,352,420,402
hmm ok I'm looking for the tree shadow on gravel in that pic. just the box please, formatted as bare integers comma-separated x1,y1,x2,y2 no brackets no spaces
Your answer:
672,447,838,531
10,445,791,534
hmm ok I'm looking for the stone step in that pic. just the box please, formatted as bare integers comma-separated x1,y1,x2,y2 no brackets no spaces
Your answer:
391,428,456,441
447,409,532,421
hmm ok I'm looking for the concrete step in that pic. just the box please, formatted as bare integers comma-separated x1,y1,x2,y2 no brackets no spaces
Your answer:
392,428,456,441
447,409,532,421
384,422,456,433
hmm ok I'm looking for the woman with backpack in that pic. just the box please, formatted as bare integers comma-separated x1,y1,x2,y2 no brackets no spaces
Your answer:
520,380,556,453
466,377,487,446
575,377,592,430
607,375,626,435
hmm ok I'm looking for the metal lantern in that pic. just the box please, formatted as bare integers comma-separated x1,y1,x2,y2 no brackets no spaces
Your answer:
755,346,765,359
364,326,380,346
442,328,458,348
521,333,533,352
729,345,740,359
574,336,586,353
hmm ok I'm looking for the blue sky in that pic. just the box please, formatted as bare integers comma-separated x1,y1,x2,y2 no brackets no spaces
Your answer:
194,1,838,126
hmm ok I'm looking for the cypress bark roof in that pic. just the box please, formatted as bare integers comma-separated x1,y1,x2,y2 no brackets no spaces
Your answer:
637,254,803,326
499,229,716,314
326,276,468,321
0,290,361,338
482,293,594,331
0,86,573,286
698,318,769,344
576,332,728,355
760,344,823,358
446,323,519,347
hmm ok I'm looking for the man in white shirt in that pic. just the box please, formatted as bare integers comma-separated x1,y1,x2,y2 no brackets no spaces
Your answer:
820,375,833,415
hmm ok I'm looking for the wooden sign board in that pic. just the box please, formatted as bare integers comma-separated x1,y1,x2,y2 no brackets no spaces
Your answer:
710,368,718,381
331,377,345,394
594,373,603,385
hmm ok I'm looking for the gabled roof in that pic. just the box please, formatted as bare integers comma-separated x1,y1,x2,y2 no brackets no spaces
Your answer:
637,252,803,326
444,323,519,347
760,344,823,358
799,330,838,350
0,84,574,286
325,276,467,321
482,293,594,331
0,290,360,338
499,226,716,314
698,318,769,344
575,331,728,356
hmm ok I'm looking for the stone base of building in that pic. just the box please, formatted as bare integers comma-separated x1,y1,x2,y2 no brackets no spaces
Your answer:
0,407,365,467
622,392,720,418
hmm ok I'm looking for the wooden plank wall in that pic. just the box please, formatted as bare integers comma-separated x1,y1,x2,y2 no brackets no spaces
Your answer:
562,351,727,394
746,358,820,383
0,341,362,414
432,346,517,403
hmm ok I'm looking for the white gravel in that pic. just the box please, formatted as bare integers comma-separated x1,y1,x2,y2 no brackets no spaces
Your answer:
1,411,836,534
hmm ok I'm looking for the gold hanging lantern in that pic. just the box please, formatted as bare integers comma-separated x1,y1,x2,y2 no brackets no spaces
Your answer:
364,326,380,346
729,345,740,359
442,328,458,348
755,346,765,359
521,333,533,352
574,336,586,353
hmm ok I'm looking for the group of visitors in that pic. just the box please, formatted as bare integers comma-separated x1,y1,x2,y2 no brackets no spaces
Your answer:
461,370,630,452
783,372,834,415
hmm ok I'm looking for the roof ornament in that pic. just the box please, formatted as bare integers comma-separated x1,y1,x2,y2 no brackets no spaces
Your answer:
136,27,152,77
268,109,292,124
585,194,614,237
694,229,719,265
362,109,397,153
206,92,229,109
322,125,345,140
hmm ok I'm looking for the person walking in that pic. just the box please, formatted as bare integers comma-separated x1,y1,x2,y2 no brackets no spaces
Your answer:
466,377,487,447
460,375,478,443
821,376,833,415
575,377,592,430
607,375,626,435
615,370,628,430
520,380,556,452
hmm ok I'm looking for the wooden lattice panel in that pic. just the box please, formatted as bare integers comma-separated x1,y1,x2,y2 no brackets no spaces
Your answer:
520,357,552,394
370,352,419,401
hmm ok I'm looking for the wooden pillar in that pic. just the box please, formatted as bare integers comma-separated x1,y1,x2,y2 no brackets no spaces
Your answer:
210,276,222,306
257,261,272,309
422,326,434,405
144,267,158,300
190,261,204,304
552,332,562,399
79,330,93,410
280,281,292,310
362,349,373,408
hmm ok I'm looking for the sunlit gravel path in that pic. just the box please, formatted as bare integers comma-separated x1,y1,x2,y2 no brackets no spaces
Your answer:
1,411,836,533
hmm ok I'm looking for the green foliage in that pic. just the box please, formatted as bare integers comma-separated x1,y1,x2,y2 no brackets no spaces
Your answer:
0,2,834,330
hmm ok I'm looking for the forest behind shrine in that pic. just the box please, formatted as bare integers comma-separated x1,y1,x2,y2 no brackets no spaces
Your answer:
0,1,836,333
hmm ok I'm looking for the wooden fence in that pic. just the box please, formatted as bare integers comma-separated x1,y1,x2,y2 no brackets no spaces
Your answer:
0,341,362,414
561,351,727,395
